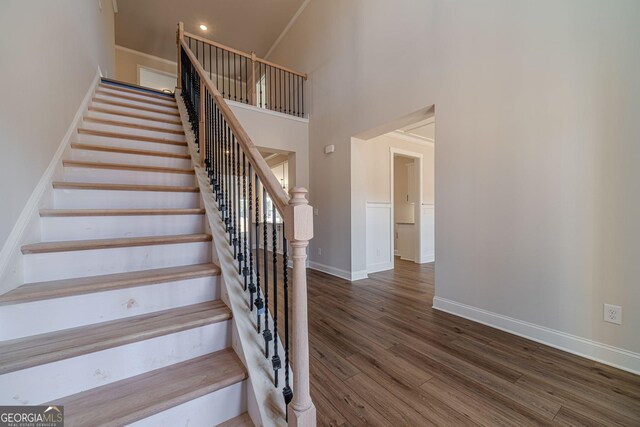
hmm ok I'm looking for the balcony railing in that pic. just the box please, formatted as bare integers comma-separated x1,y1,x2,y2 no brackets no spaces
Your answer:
182,27,307,118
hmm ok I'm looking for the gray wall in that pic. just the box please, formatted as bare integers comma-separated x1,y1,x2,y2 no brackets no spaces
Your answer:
267,0,640,354
0,0,115,248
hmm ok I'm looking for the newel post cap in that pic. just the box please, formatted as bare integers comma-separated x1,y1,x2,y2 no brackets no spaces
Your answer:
285,187,313,242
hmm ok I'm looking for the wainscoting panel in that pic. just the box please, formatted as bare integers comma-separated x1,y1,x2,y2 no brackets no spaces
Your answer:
366,203,393,273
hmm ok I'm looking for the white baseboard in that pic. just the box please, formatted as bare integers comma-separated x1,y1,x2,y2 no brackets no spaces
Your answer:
367,262,393,274
0,70,102,294
420,252,435,263
308,261,368,281
433,296,640,375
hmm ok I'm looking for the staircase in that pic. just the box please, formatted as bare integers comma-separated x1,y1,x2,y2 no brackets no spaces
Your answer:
0,81,252,426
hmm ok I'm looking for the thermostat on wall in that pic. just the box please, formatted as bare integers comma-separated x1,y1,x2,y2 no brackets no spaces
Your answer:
324,145,335,154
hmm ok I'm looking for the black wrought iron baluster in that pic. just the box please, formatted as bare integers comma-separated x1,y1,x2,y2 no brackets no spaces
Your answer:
235,138,241,266
270,66,274,111
233,53,237,101
242,152,248,289
217,107,223,200
262,187,272,358
254,174,263,331
208,94,213,179
205,92,209,172
279,68,282,113
245,55,249,104
259,63,263,108
272,204,281,386
296,76,300,117
221,117,227,223
211,104,220,195
229,50,233,100
221,48,225,98
227,126,233,240
248,163,256,308
239,55,244,102
282,225,292,409
231,132,237,250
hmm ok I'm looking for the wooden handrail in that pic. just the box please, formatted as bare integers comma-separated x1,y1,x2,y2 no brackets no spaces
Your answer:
180,37,291,214
183,31,307,79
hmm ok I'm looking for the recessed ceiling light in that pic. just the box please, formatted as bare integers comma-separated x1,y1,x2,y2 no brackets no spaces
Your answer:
199,24,208,31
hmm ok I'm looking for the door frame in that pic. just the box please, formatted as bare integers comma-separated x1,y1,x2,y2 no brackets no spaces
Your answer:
390,147,423,266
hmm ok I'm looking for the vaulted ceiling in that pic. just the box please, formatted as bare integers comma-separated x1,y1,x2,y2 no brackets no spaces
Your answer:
115,0,306,62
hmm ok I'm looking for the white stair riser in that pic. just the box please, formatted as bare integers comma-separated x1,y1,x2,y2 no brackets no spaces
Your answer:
0,321,230,405
62,166,195,186
81,120,186,142
85,109,183,132
77,133,188,155
94,94,178,115
0,276,219,340
131,381,247,427
98,87,177,107
41,214,204,241
91,101,179,120
53,188,200,209
24,241,211,282
69,147,192,169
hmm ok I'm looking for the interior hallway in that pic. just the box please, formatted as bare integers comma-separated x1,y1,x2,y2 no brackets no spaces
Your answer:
306,259,640,426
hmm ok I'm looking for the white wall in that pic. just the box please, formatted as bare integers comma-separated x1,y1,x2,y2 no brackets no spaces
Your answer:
0,0,115,249
227,101,309,191
267,0,640,366
115,45,176,87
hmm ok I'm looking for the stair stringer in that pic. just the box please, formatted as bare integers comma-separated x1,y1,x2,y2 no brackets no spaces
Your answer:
176,90,290,427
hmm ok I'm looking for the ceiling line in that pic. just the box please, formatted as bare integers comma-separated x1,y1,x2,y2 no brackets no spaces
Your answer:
263,0,311,60
115,45,177,67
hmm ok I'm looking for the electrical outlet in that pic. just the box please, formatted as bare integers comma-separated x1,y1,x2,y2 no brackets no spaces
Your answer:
603,304,622,325
314,208,319,216
317,248,322,256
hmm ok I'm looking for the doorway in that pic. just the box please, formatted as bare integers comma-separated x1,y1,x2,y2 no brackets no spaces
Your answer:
360,115,435,275
392,151,421,264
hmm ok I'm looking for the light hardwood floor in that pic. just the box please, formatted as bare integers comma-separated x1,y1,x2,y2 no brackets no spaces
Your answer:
303,258,640,426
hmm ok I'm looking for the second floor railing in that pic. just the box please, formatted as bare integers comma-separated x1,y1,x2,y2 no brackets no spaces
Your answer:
180,23,307,118
177,22,316,426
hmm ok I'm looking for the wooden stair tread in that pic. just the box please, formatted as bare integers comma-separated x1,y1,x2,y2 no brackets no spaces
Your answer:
78,128,186,146
51,349,246,427
63,160,194,174
83,116,185,135
216,413,254,427
0,301,231,375
70,142,191,159
0,263,219,306
21,233,211,254
40,208,205,217
88,105,182,125
100,81,175,101
52,181,199,192
93,98,180,117
96,89,177,109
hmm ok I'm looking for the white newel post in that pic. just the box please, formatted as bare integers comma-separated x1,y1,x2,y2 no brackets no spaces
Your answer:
285,188,316,427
